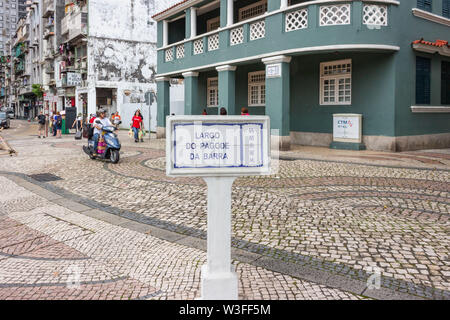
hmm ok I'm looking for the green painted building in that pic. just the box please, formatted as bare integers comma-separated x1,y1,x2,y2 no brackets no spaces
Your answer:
153,0,450,151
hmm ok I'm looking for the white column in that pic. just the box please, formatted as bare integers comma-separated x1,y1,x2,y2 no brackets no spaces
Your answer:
190,7,197,38
163,20,169,47
200,176,238,300
227,0,234,26
280,0,288,9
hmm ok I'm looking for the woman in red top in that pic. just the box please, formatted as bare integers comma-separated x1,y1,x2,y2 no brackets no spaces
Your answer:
131,110,142,143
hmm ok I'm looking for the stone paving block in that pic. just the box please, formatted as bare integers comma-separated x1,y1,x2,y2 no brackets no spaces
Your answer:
176,236,207,251
362,287,424,300
52,198,92,213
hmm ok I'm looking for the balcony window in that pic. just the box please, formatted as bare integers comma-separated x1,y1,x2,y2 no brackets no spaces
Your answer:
207,17,220,32
207,77,219,107
168,17,185,45
238,0,267,22
248,71,266,106
196,2,220,36
320,59,352,105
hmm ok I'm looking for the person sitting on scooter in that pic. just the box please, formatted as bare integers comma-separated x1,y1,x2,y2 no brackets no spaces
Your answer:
93,109,113,156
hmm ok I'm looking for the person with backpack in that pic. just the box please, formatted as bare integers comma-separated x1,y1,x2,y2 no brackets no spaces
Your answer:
55,112,62,138
36,111,46,139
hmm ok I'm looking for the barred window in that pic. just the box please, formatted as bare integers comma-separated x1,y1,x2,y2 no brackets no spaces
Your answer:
207,17,220,32
239,0,267,22
248,71,266,106
207,77,219,107
320,59,352,105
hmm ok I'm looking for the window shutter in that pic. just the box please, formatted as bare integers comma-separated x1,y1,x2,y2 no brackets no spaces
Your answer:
416,56,431,105
443,0,450,18
417,0,432,12
442,61,450,105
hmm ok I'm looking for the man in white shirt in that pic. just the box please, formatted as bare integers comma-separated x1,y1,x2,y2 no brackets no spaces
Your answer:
92,109,113,156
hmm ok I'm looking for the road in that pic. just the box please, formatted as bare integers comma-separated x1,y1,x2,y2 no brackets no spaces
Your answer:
0,120,448,300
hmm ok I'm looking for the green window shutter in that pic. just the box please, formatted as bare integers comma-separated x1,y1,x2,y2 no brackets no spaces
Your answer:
443,0,450,18
442,61,450,105
416,56,431,105
417,0,432,12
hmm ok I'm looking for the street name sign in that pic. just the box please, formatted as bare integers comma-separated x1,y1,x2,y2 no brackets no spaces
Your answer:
166,116,271,177
166,115,271,300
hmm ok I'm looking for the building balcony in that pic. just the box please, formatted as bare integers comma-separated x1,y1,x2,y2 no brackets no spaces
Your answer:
62,11,88,42
45,64,55,74
68,12,88,42
42,0,55,18
44,48,55,60
43,26,55,39
61,16,69,35
157,0,400,76
18,85,32,95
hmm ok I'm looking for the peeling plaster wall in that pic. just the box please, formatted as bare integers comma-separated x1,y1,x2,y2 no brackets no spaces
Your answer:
83,0,183,128
89,0,157,43
88,39,157,84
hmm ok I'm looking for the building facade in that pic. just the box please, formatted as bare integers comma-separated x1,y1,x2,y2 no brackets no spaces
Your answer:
43,0,179,131
153,0,450,151
0,0,27,56
0,0,28,111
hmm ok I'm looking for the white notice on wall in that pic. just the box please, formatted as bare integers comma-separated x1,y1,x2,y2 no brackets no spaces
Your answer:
333,114,362,143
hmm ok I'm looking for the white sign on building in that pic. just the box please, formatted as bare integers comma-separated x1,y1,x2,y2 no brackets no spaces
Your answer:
266,63,282,78
333,114,362,143
66,72,82,87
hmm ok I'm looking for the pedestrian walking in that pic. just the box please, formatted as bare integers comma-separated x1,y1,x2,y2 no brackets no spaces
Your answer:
52,113,57,136
55,112,62,138
137,110,145,142
36,111,46,139
131,110,143,143
112,112,122,129
72,113,83,132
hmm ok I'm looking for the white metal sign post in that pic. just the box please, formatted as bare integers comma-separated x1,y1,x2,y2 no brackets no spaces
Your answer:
166,116,271,300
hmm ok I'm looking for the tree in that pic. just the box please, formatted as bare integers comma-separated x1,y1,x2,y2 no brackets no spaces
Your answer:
32,84,44,99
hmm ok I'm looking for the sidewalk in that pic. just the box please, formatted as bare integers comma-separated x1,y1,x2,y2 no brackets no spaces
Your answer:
0,120,448,300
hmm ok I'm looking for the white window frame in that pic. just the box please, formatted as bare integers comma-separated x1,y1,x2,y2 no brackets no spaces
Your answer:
207,77,219,107
320,59,352,105
206,16,220,32
248,71,266,106
239,0,267,22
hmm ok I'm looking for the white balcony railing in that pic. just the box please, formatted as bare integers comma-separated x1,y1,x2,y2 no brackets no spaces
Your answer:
208,33,220,51
160,2,393,63
249,20,265,41
193,39,204,55
230,26,244,46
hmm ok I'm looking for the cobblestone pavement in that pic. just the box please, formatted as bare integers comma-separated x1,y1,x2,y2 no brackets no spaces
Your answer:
0,120,449,300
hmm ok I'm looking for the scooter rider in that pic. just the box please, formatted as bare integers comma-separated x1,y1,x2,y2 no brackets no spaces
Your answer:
93,109,113,156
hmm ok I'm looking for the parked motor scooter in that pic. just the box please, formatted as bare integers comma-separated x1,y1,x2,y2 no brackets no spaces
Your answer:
83,120,121,163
